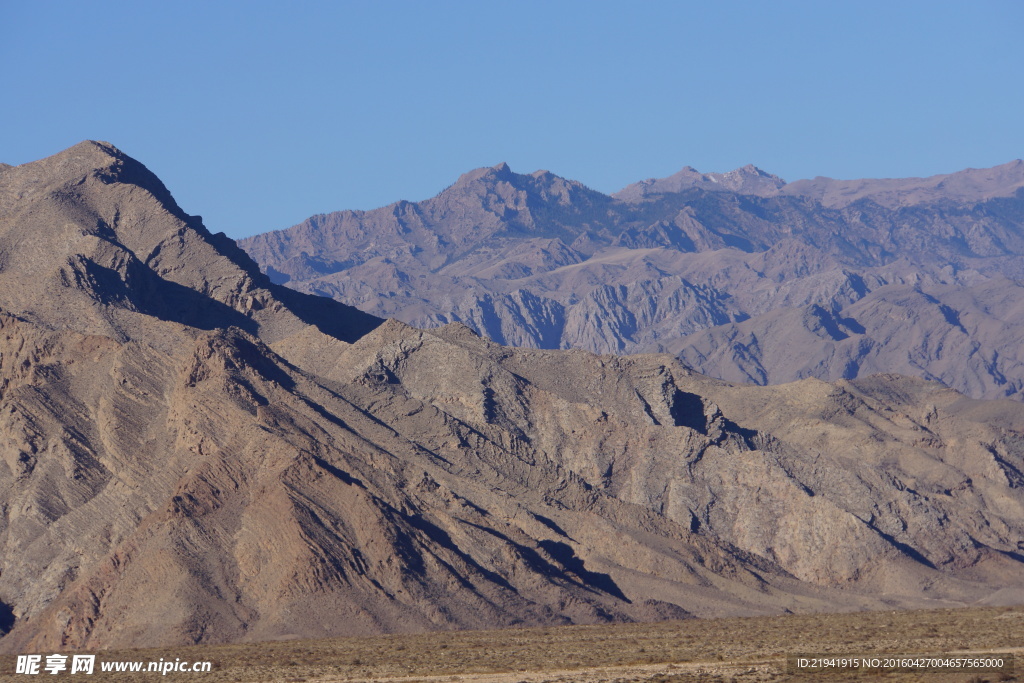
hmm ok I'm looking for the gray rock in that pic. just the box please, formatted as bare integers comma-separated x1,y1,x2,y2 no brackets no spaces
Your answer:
240,159,1024,400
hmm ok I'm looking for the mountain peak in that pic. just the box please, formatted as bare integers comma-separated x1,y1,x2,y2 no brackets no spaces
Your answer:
13,140,193,227
718,164,786,189
613,163,785,201
52,139,121,160
0,142,381,345
36,140,153,184
735,163,776,178
16,139,122,178
451,162,519,188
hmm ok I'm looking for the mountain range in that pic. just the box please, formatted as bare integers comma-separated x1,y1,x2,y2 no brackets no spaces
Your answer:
0,143,1023,652
240,159,1024,401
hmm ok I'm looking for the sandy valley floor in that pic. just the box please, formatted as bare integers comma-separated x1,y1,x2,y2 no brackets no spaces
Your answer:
2,605,1021,682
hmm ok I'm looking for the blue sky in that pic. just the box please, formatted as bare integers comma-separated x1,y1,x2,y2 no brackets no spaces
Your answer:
3,1,1022,239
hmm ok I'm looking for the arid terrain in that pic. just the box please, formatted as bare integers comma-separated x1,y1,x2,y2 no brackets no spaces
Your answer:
1,142,1023,658
240,160,1024,401
1,605,1020,682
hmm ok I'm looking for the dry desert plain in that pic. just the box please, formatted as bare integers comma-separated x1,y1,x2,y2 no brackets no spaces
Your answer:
1,605,1021,682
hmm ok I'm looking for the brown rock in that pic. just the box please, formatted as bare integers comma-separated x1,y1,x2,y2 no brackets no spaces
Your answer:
0,143,1022,653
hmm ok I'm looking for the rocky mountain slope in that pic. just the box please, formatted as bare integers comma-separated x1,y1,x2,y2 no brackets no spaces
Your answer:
240,160,1024,400
1,143,1023,652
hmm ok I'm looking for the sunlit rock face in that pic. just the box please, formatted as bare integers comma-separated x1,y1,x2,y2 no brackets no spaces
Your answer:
0,143,1022,652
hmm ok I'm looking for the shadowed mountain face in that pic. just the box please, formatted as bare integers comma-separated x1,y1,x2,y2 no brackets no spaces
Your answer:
1,143,1024,652
0,141,382,346
241,160,1024,400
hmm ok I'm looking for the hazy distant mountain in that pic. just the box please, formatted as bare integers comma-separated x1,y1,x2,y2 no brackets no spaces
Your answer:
613,164,786,201
241,160,1024,400
615,159,1024,208
3,143,1024,650
777,159,1024,208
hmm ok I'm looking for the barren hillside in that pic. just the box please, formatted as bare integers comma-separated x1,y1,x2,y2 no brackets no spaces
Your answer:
1,144,1023,653
240,160,1024,400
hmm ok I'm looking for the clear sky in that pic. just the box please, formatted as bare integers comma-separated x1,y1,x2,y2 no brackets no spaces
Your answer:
3,1,1022,239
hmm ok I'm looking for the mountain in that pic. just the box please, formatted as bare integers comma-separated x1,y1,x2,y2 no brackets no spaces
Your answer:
613,164,786,201
2,143,1024,652
240,159,1024,400
0,141,381,346
777,159,1024,208
614,159,1024,208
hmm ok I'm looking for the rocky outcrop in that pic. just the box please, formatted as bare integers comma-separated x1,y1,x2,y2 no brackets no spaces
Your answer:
668,278,1024,400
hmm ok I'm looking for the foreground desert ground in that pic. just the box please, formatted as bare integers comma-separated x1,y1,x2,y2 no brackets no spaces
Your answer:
1,605,1020,682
